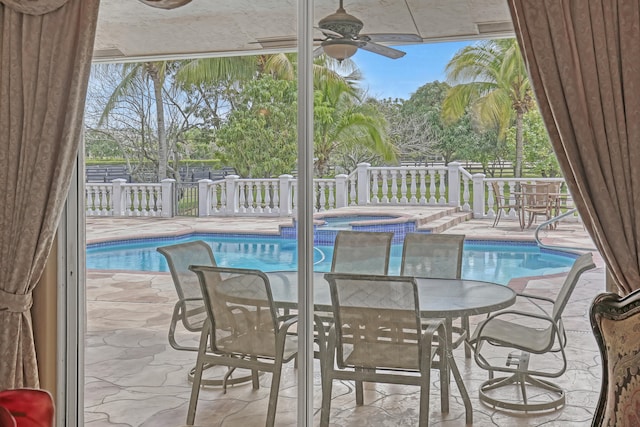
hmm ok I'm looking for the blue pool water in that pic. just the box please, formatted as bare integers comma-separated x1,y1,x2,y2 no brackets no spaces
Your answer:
86,234,578,285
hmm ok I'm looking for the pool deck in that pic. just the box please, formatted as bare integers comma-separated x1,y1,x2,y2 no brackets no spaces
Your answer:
84,206,606,427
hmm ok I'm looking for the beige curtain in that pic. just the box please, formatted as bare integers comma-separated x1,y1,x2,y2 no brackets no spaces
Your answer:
0,0,99,389
508,0,640,295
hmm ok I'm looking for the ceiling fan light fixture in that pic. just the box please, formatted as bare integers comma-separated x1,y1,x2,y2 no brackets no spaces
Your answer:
137,0,192,9
322,40,359,61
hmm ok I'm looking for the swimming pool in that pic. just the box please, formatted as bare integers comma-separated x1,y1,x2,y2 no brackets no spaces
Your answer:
86,234,578,285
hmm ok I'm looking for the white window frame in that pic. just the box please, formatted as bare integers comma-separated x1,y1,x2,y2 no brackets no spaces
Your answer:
60,2,317,425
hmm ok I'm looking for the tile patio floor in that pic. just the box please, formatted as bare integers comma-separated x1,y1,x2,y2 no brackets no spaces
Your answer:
84,208,605,426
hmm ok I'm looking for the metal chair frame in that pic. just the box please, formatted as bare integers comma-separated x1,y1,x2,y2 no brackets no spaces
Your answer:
400,233,471,357
470,252,595,412
321,273,471,427
187,265,298,427
157,240,254,387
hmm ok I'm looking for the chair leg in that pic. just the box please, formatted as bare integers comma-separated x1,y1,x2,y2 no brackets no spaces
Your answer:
247,356,260,390
493,208,501,227
186,323,211,426
320,373,333,427
355,375,364,405
320,327,337,427
265,363,281,427
419,372,431,427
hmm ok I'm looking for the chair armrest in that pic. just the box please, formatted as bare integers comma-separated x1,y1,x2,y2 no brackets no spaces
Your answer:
277,315,299,335
516,292,555,304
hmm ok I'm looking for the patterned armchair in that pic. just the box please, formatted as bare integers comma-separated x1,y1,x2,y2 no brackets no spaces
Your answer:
590,288,640,426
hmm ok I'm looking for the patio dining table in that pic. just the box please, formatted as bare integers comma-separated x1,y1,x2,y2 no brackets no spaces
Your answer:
216,270,517,424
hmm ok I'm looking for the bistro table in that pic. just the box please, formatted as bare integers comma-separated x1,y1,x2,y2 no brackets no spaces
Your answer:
217,270,516,424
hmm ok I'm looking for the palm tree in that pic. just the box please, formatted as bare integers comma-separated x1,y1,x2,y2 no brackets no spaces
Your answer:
313,79,395,176
442,39,533,178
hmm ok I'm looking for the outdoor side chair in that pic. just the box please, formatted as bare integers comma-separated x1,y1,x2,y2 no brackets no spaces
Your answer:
490,181,520,227
157,240,254,387
321,273,452,427
469,252,595,412
520,182,554,229
331,230,394,275
400,233,471,357
187,266,298,427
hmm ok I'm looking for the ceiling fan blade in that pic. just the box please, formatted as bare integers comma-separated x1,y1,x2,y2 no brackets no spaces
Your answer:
315,26,344,39
361,33,422,43
359,41,406,59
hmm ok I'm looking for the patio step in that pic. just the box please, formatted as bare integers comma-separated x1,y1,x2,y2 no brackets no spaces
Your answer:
416,211,473,233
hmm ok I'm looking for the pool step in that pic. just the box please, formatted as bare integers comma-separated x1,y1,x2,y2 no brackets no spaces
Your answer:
416,211,473,233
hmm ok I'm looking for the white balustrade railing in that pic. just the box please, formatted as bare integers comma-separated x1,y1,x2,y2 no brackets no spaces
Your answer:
85,164,574,222
85,179,174,217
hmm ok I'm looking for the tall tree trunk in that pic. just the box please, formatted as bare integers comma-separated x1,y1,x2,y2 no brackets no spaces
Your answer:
514,109,524,178
147,63,167,180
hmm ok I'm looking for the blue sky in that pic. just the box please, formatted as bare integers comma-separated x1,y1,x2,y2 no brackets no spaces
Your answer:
351,41,472,101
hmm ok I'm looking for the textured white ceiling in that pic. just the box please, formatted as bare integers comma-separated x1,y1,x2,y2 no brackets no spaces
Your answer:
94,0,513,62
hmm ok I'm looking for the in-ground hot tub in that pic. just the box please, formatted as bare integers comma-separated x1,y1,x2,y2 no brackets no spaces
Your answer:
309,212,418,244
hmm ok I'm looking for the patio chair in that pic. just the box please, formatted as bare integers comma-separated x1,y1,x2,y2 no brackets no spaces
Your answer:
400,233,471,357
469,252,595,412
490,181,520,227
331,230,393,275
187,265,298,427
590,287,640,426
520,182,554,229
321,273,455,427
157,240,254,387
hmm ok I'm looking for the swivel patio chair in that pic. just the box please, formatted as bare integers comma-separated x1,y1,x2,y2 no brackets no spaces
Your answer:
590,287,640,426
331,230,393,275
469,252,595,412
321,273,471,427
187,266,298,427
400,233,471,357
157,240,253,387
490,181,521,227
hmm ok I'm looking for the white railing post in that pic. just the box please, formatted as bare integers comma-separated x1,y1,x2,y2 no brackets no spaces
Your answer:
111,178,126,217
279,174,293,216
225,175,240,215
335,174,348,208
472,173,486,218
356,162,370,205
448,162,461,207
198,179,213,217
161,178,175,218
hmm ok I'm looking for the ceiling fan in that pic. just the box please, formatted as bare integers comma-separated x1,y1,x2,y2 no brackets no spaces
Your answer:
314,0,422,61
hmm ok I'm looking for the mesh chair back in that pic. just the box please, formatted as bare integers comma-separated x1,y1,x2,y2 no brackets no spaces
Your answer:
400,233,465,278
190,266,280,358
157,240,216,330
325,273,422,370
551,252,595,320
331,231,393,275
